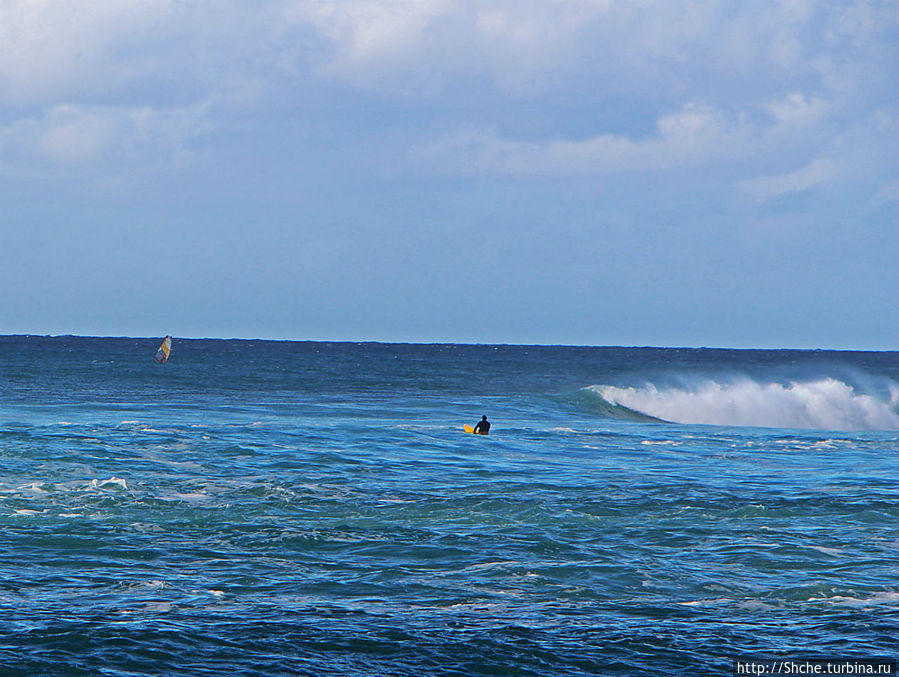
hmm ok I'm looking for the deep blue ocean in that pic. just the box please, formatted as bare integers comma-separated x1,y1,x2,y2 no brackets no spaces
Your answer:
1,336,897,676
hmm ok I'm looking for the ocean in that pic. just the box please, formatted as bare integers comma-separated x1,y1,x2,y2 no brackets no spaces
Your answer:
1,336,896,676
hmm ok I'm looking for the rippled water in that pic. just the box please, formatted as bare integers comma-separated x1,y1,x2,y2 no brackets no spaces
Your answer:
1,337,897,675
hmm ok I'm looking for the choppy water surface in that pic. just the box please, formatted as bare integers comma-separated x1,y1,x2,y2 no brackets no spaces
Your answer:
1,337,897,675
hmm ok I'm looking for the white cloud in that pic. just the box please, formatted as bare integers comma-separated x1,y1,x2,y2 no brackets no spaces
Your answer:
0,1,892,116
0,0,174,105
0,0,893,108
282,0,616,96
413,104,764,176
738,156,839,202
409,83,888,190
765,92,829,128
271,0,898,132
298,0,449,62
35,106,113,163
0,102,213,176
0,0,893,193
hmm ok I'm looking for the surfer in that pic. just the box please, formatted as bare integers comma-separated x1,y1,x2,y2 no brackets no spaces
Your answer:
473,415,490,435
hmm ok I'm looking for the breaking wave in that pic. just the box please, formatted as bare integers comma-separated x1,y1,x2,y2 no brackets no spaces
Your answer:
587,377,899,431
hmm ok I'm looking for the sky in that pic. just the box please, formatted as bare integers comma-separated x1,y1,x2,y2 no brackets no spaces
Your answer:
1,0,896,349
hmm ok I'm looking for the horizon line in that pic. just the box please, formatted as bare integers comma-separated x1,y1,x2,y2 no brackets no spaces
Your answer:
2,333,895,353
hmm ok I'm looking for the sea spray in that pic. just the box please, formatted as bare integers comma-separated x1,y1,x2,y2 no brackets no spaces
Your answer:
589,377,899,430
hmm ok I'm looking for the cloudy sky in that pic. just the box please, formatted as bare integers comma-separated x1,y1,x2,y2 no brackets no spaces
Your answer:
1,0,896,348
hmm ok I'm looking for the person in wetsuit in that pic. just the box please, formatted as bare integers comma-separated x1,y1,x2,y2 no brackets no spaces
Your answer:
473,415,490,435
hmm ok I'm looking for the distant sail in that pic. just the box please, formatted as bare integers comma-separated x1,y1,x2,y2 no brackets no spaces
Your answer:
154,336,172,364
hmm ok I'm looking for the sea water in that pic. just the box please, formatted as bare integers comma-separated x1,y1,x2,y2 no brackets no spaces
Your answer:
0,336,896,676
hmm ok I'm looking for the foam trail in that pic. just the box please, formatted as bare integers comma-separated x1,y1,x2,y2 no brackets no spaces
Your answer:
591,378,899,430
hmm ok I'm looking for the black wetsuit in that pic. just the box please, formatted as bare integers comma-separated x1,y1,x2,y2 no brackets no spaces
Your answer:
473,419,490,435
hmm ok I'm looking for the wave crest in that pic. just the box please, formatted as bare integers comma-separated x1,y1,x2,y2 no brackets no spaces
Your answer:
588,377,899,431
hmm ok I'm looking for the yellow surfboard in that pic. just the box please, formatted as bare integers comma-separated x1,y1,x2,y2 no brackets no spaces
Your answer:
463,424,475,434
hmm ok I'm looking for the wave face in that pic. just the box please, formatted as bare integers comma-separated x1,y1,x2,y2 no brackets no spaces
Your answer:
589,377,899,431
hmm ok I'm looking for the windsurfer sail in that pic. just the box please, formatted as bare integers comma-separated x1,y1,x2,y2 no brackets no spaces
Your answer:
154,336,172,364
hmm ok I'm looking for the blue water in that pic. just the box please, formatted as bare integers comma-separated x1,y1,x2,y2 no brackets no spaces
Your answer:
1,336,897,675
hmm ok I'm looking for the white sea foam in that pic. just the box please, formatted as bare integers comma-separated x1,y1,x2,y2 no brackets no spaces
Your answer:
806,591,899,607
124,579,169,591
88,477,128,491
678,598,732,608
590,377,899,431
170,492,210,504
17,482,47,493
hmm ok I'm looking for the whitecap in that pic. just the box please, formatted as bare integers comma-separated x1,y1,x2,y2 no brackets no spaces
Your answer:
170,492,210,504
88,477,128,490
806,592,899,607
808,545,843,557
589,377,899,431
464,560,518,572
124,579,169,591
17,482,46,493
677,598,732,608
